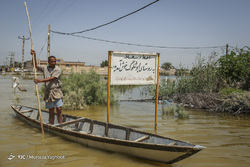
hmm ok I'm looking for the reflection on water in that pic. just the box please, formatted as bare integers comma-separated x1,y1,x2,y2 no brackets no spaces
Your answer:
1,75,250,167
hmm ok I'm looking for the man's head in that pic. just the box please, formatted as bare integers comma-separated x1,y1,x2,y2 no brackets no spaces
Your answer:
48,56,56,68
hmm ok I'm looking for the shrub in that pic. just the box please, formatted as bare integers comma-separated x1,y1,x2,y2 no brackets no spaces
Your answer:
219,87,244,96
159,52,222,99
39,70,117,110
222,92,250,115
217,46,250,90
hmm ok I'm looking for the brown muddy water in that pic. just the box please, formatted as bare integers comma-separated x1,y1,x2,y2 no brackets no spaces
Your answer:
1,75,250,167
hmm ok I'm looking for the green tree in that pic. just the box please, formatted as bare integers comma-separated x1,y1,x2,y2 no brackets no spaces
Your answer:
217,46,250,90
161,62,174,70
100,60,108,67
14,61,22,68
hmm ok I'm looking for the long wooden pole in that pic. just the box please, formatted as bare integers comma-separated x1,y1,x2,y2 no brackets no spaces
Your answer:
47,25,50,60
24,2,44,134
21,36,25,76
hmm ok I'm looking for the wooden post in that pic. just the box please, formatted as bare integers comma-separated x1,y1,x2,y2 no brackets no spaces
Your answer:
24,2,44,135
155,53,160,132
107,51,112,123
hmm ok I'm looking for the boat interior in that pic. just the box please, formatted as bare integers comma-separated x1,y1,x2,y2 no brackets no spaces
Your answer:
15,105,194,147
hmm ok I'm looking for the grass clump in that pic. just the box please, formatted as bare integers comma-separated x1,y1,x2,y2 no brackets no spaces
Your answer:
162,104,189,119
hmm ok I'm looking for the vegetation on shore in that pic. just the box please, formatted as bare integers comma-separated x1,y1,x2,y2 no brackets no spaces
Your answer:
159,47,250,115
35,46,249,115
39,70,117,110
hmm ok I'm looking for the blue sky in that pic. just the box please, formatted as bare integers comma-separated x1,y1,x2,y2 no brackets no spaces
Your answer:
0,0,249,68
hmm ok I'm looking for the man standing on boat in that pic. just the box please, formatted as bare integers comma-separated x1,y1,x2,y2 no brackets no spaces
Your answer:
30,49,63,125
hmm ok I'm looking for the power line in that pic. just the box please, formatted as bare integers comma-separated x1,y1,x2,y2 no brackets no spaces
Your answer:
33,0,76,36
31,1,52,28
32,0,60,32
51,0,160,35
58,33,227,50
38,37,48,57
49,0,76,24
48,0,231,50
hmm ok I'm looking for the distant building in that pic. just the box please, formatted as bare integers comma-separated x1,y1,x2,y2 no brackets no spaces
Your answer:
26,58,108,75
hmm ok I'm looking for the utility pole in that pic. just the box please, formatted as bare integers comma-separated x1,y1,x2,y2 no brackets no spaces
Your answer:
226,44,229,56
18,36,30,76
4,57,9,72
47,24,51,60
9,52,15,69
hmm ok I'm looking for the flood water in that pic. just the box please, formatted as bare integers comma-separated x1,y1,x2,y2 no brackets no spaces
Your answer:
1,75,250,167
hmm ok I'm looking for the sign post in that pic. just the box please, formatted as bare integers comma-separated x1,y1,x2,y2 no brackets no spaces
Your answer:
155,53,160,132
107,51,160,131
107,51,112,123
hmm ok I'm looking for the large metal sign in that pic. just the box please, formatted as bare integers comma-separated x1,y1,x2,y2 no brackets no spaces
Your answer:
110,52,158,85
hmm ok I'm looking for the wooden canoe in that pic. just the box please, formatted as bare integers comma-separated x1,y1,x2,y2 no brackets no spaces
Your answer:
11,104,205,164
